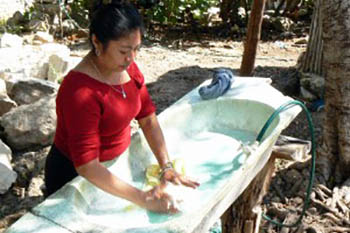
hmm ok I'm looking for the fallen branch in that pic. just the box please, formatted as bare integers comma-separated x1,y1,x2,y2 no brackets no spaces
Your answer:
311,196,350,225
326,226,350,232
317,184,332,196
313,186,329,202
336,199,349,215
322,212,342,225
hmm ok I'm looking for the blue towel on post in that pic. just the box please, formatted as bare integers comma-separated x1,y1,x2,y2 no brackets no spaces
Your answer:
199,69,234,100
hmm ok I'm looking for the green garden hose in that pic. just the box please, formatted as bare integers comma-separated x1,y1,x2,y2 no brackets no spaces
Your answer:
256,100,316,228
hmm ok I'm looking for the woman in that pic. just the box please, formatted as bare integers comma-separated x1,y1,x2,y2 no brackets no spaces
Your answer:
44,0,199,214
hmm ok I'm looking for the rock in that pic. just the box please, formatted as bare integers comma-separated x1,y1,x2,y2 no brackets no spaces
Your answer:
0,139,17,194
48,55,81,82
9,77,58,105
300,86,317,101
1,71,27,94
0,33,23,48
34,31,54,43
271,17,295,32
237,7,246,18
0,77,6,93
27,175,45,197
0,94,56,149
13,148,48,187
0,43,71,80
27,19,48,32
39,42,71,60
0,93,18,116
14,152,36,186
6,11,24,26
62,19,77,34
300,73,325,99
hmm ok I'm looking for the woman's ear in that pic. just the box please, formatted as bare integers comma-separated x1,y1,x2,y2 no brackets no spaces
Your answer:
91,34,102,56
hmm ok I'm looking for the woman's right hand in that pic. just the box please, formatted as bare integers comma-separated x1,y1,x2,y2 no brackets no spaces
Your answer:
141,187,178,214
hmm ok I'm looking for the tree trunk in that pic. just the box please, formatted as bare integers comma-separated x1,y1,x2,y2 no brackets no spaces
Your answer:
239,0,267,76
318,0,350,184
298,0,323,76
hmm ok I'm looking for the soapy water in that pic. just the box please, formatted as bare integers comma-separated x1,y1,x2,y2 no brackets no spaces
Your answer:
83,128,256,227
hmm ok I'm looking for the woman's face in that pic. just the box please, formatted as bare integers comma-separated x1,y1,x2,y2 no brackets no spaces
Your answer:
93,29,142,72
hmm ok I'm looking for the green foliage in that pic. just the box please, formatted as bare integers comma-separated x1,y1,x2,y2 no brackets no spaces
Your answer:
62,0,314,30
22,6,36,22
68,0,90,28
144,0,219,25
0,19,7,32
63,0,220,27
0,19,22,34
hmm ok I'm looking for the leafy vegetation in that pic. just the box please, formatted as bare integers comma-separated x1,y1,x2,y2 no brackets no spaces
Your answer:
141,0,219,25
1,0,314,37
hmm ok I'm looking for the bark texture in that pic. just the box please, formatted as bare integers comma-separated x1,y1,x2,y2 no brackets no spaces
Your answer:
320,0,350,183
240,0,267,76
298,0,323,76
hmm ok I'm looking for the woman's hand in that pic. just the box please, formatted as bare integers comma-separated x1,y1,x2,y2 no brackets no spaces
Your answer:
141,187,178,214
161,169,200,189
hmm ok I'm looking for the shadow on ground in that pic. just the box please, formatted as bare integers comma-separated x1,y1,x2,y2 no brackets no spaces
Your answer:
146,65,238,114
146,65,301,114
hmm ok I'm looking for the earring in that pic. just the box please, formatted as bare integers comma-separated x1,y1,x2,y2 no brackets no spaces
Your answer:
95,49,101,56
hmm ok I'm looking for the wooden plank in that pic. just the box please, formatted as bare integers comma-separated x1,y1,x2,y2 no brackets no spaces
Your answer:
273,135,311,161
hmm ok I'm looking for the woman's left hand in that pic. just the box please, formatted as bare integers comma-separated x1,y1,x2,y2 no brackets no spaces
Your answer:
161,169,200,189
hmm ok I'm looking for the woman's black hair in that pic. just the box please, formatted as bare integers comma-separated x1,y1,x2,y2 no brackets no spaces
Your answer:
89,0,144,50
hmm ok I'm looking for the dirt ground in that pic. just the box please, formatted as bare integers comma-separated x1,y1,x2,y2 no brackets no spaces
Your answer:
0,32,339,233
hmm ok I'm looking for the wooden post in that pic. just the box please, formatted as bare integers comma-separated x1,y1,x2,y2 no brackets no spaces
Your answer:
240,0,267,76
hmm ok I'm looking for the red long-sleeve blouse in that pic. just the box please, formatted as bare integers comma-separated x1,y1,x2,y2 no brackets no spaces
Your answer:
54,62,156,167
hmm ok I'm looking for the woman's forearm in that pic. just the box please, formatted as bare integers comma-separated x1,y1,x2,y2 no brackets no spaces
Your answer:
138,113,170,168
138,114,200,189
75,158,177,213
76,159,145,206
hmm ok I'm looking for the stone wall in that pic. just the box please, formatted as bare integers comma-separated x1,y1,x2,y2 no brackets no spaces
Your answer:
0,0,34,20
